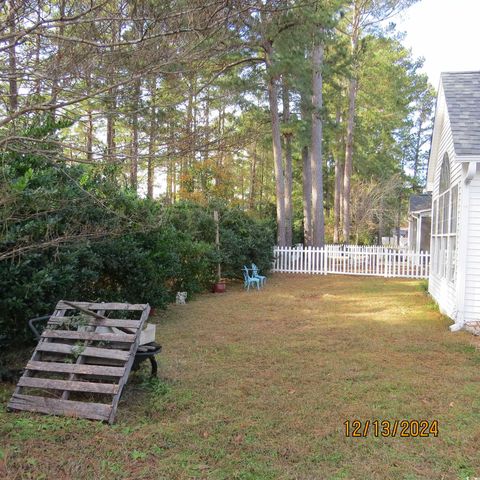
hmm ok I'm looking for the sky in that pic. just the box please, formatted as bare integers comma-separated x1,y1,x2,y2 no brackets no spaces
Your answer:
395,0,480,88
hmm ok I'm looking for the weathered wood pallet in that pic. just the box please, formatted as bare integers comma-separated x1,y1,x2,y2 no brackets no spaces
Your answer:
8,301,150,424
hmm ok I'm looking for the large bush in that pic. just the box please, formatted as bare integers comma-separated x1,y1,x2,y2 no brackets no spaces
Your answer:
0,123,275,340
168,201,275,279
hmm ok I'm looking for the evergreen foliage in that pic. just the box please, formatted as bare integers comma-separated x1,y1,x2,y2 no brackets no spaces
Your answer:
0,0,435,339
0,119,274,340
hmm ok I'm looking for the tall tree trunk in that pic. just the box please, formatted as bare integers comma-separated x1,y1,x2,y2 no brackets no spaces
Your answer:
265,43,286,246
147,79,156,199
215,106,225,189
166,161,172,203
310,41,325,247
7,0,18,114
249,143,257,210
181,76,194,195
85,74,93,163
240,159,245,205
169,118,176,203
166,116,173,204
202,89,210,193
34,3,42,95
342,75,358,243
86,109,93,163
192,76,198,191
300,89,312,246
130,9,144,191
282,79,293,246
342,3,360,243
333,154,344,243
147,135,155,199
259,152,264,206
302,146,313,246
333,106,344,244
50,0,66,119
378,196,384,246
106,21,119,164
412,115,425,186
130,78,140,191
106,94,116,163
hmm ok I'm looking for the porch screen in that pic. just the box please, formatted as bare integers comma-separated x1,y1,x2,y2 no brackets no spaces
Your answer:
432,153,458,282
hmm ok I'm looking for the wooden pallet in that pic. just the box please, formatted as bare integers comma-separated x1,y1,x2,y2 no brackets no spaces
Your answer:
8,301,150,424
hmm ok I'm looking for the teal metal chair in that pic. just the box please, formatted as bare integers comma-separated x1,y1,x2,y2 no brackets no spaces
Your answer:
251,263,266,286
242,266,260,291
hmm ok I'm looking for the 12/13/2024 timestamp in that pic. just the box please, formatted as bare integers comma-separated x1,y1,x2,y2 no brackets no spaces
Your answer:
344,420,439,438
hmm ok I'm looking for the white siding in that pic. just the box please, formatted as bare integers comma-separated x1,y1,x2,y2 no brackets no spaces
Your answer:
463,172,480,322
428,102,462,320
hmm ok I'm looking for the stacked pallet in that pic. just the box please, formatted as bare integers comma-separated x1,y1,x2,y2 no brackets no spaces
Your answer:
8,301,150,424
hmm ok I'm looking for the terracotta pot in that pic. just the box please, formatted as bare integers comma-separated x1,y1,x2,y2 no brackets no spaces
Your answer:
212,282,226,293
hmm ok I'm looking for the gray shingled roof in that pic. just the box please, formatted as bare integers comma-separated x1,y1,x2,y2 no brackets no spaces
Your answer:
441,71,480,157
409,194,432,213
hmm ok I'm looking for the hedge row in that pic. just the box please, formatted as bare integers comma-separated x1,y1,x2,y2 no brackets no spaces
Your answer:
0,140,274,340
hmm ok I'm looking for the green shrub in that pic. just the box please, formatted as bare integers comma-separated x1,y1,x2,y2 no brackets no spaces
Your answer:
219,207,275,278
0,121,275,340
168,201,275,279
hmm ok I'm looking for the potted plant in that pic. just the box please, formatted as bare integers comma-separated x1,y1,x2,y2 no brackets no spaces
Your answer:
212,279,226,293
212,210,226,293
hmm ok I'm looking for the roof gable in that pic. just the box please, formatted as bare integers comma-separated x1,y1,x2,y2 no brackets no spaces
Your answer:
441,71,480,157
426,71,480,191
426,84,447,191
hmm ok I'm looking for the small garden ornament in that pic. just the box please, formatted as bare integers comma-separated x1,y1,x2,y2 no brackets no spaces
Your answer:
176,292,187,304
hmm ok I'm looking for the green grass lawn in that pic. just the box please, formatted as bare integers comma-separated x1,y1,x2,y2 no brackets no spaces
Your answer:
1,275,479,479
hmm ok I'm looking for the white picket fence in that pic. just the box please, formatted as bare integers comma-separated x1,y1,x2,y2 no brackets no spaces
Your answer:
272,245,430,279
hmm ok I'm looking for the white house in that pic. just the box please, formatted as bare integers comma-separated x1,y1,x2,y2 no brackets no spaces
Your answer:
427,71,480,332
408,194,431,252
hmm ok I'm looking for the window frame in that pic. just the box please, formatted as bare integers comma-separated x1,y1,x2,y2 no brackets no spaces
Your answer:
432,153,458,283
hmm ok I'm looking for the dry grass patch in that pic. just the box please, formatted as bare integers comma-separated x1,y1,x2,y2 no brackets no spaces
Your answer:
1,275,479,479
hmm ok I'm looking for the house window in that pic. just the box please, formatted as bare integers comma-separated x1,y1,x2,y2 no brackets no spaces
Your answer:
432,153,458,282
431,199,438,272
439,156,451,193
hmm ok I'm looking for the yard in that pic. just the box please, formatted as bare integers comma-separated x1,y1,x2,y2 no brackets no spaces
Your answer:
1,275,479,479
